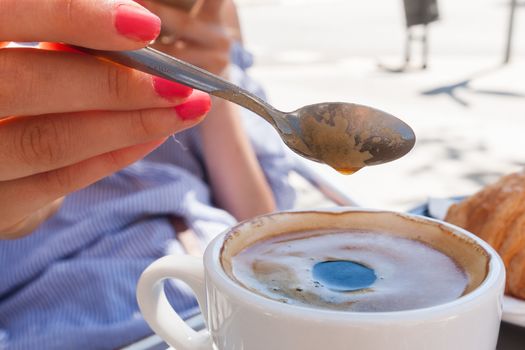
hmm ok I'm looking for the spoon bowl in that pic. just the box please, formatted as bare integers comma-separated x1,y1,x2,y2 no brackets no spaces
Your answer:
280,102,415,172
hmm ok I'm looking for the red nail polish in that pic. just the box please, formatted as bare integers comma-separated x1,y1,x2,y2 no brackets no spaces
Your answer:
115,4,161,42
174,91,211,121
153,77,193,100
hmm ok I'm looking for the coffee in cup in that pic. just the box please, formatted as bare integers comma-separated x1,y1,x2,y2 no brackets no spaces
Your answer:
228,229,469,312
221,210,490,315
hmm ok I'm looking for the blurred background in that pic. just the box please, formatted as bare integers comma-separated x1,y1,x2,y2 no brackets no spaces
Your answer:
235,0,525,210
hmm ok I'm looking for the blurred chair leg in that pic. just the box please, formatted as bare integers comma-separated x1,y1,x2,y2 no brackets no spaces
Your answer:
503,0,518,64
405,28,413,66
422,24,429,69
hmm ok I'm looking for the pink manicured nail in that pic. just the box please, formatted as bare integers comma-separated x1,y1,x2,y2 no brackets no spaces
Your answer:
174,91,212,121
115,4,161,42
153,77,193,100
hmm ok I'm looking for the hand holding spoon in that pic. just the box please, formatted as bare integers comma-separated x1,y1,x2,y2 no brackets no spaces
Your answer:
77,47,416,173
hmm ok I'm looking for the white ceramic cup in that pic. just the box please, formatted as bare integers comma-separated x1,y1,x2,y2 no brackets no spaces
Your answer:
137,209,505,350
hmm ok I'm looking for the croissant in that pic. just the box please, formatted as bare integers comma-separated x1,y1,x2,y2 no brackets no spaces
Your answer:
445,171,525,299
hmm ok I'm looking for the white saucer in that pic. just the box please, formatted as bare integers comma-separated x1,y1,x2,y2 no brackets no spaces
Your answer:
503,296,525,325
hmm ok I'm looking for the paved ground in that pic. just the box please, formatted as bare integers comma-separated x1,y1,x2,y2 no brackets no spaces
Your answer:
237,0,525,211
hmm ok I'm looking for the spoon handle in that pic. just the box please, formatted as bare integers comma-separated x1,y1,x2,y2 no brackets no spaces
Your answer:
75,46,280,125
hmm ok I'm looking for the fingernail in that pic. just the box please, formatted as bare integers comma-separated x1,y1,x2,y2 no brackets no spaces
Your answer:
174,91,212,121
153,77,193,100
115,4,161,42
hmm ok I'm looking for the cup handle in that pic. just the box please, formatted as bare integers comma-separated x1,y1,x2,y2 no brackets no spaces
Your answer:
137,255,214,350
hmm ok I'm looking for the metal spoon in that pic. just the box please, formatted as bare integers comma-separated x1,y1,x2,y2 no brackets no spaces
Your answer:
77,46,416,173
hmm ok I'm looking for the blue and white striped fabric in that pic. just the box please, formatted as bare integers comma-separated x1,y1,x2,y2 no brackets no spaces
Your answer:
0,43,297,350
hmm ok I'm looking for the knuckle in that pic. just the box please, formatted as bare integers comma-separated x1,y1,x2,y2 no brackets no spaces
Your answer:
99,148,129,174
43,166,74,192
103,64,130,102
105,149,124,170
17,117,69,167
129,109,163,138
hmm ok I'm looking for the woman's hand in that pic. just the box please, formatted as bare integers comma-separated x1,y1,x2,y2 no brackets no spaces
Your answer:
0,0,211,239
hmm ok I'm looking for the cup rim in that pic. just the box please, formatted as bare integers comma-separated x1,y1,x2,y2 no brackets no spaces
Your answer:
205,208,505,321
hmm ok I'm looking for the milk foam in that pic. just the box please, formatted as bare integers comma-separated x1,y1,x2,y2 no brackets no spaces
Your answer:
230,230,469,312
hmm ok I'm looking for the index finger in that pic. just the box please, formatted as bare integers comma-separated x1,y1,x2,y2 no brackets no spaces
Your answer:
0,0,161,50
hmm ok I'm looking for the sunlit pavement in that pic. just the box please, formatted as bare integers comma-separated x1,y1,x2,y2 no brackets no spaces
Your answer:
237,0,525,210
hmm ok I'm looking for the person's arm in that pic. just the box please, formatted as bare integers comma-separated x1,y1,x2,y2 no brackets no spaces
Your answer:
148,0,277,220
196,0,276,220
200,98,276,221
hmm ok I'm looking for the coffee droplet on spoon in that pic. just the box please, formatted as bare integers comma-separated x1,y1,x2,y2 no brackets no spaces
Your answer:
312,260,377,292
336,167,362,175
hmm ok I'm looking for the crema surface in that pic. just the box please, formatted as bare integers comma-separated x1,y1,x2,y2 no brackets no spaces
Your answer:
230,230,469,312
